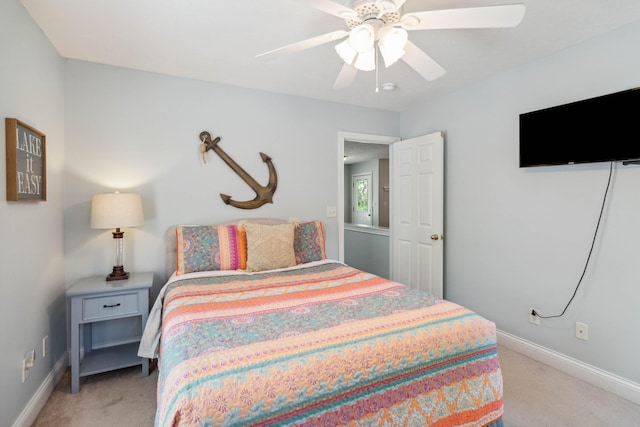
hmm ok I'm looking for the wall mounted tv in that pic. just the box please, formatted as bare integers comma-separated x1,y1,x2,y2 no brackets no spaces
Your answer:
519,88,640,167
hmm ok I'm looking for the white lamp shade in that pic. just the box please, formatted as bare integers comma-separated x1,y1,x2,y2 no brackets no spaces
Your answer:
335,39,358,65
90,192,144,229
349,24,375,52
353,47,376,71
379,26,408,67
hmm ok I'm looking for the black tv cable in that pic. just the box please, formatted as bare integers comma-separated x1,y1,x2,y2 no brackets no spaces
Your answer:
533,161,613,320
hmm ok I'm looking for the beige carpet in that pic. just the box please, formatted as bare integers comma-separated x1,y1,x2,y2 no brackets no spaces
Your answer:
499,345,640,426
33,362,158,427
33,346,640,426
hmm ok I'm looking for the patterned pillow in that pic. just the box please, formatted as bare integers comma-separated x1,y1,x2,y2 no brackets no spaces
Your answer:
241,222,296,272
175,225,246,275
294,220,327,264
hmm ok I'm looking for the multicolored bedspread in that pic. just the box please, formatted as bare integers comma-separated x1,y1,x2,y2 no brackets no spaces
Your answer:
150,261,503,426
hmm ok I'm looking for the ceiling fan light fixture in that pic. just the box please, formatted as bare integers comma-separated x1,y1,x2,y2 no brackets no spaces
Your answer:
335,39,358,65
378,26,408,67
258,2,526,90
349,23,375,52
353,47,376,71
379,46,405,67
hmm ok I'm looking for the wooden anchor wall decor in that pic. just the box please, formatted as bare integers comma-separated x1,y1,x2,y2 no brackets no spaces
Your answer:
199,131,277,210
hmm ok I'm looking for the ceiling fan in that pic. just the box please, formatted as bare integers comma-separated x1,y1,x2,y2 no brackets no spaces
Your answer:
256,0,526,89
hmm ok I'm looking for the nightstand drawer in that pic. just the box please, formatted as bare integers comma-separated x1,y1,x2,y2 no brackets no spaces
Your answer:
83,293,139,320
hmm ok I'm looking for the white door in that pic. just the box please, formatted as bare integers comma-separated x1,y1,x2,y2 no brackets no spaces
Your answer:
390,132,444,298
351,172,373,226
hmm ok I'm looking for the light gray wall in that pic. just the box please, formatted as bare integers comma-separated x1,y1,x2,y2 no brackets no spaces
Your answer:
344,228,390,279
0,2,66,426
63,60,400,301
401,21,640,383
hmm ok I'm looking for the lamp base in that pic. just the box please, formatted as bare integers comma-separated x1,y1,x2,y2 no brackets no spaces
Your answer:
106,265,129,281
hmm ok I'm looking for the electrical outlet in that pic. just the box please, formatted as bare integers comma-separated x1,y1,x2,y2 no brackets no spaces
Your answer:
529,308,540,325
576,322,589,341
326,206,337,218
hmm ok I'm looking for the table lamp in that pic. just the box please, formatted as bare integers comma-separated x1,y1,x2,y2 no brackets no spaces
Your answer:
90,192,144,281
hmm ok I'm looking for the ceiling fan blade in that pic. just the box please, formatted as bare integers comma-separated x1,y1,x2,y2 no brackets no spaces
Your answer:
256,30,349,60
333,63,358,89
292,0,358,20
401,40,446,81
401,4,525,30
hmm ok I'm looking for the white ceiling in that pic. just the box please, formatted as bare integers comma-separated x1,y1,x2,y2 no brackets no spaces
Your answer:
20,0,640,112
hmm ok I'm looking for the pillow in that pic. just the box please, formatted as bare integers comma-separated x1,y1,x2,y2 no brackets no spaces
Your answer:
294,220,327,264
241,222,296,272
175,225,246,275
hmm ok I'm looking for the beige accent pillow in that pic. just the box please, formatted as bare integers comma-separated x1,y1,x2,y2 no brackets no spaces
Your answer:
241,222,296,272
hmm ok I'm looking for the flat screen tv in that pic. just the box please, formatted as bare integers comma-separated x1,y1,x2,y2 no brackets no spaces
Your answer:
519,88,640,167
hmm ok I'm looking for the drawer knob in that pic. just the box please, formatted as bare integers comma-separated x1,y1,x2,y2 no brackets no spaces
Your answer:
103,303,121,308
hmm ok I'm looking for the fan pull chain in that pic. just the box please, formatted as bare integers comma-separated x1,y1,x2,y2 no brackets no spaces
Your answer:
375,43,380,93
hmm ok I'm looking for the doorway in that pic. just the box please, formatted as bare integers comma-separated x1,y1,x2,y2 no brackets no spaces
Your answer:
337,132,399,263
337,131,444,296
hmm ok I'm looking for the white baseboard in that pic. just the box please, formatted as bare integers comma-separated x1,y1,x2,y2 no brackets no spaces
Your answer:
497,330,640,406
12,351,68,427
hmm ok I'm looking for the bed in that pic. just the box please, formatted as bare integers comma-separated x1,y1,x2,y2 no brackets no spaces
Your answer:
139,219,504,427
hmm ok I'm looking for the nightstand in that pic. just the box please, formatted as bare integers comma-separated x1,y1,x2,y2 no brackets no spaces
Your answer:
67,272,153,393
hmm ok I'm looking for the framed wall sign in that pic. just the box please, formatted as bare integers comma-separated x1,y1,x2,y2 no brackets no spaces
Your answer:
5,118,46,201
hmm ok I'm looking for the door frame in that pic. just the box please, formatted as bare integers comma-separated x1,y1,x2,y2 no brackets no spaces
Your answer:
337,131,400,262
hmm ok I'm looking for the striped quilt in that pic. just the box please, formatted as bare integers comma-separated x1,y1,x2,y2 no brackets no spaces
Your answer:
154,261,503,426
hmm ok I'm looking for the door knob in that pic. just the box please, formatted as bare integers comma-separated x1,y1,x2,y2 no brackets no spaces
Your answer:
431,234,443,241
